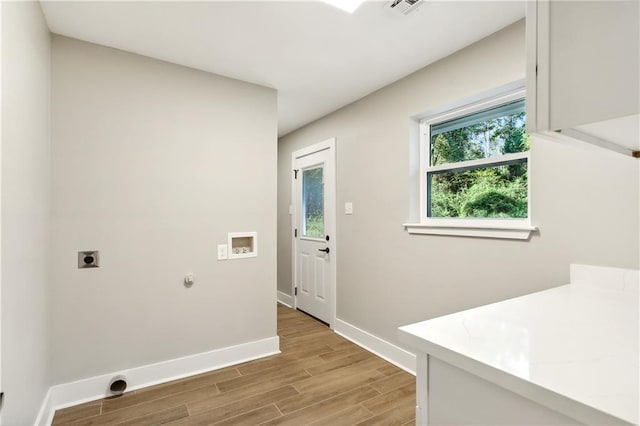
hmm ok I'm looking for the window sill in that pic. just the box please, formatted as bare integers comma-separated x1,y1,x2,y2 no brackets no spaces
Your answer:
404,220,537,240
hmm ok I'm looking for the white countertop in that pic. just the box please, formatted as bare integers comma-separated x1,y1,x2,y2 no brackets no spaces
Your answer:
398,265,639,425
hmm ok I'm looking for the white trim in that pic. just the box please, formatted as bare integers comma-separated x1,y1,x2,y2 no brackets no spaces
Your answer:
290,151,296,310
421,88,526,128
35,337,279,426
277,291,294,308
34,388,54,426
536,0,551,132
0,4,3,421
525,0,550,134
525,0,538,134
418,120,428,221
426,152,528,174
291,137,337,328
415,354,429,426
334,319,416,375
404,221,537,240
292,138,334,160
414,80,525,123
413,82,534,237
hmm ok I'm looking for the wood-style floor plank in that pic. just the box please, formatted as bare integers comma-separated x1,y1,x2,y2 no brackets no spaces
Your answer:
171,386,298,426
354,399,415,426
102,368,238,414
361,383,415,415
74,386,220,426
236,353,324,376
369,371,415,394
317,345,365,362
307,405,374,426
187,371,312,416
52,401,102,425
216,365,306,393
276,367,385,415
291,358,388,394
212,404,281,426
260,386,380,426
52,304,415,425
118,405,190,426
376,363,403,377
304,351,374,376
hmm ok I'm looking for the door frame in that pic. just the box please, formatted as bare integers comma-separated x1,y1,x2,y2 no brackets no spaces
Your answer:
291,137,336,329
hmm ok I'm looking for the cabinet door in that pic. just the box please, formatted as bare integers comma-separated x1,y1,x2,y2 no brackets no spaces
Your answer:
527,0,640,133
549,0,639,131
527,0,639,155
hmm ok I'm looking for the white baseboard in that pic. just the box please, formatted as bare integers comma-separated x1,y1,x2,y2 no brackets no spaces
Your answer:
334,319,416,375
277,291,294,308
34,336,279,426
34,388,55,426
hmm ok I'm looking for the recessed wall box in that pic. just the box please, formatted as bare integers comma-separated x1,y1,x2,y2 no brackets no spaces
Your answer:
228,232,257,259
78,250,100,268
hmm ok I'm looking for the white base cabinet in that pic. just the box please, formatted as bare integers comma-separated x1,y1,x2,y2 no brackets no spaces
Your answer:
399,265,639,426
422,356,630,425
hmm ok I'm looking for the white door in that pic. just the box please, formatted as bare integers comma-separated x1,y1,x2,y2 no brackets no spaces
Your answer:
292,138,336,326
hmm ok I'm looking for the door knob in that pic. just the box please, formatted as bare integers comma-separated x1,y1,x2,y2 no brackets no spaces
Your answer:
318,247,330,254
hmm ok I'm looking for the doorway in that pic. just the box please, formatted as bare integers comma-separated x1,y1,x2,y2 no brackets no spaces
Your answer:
291,138,336,327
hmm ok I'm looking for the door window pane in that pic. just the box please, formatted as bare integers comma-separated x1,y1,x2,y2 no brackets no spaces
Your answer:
303,167,324,238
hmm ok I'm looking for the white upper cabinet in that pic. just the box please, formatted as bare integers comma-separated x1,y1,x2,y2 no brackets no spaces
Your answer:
526,0,639,156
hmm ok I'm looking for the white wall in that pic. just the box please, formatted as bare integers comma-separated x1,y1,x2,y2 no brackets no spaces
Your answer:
1,2,52,424
278,20,639,348
51,36,278,384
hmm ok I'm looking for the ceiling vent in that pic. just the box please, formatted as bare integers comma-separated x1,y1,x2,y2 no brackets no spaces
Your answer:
387,0,424,15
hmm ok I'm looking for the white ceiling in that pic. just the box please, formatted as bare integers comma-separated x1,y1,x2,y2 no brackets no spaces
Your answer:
40,1,525,136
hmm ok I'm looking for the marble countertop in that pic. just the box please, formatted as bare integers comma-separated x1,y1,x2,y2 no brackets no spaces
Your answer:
398,264,639,425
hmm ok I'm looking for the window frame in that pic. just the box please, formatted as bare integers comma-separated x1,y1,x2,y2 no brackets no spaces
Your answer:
405,84,537,240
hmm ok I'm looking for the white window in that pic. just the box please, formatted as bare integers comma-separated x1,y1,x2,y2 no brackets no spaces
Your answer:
405,85,537,240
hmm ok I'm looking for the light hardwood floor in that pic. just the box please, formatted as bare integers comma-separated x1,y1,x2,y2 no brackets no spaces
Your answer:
52,304,416,425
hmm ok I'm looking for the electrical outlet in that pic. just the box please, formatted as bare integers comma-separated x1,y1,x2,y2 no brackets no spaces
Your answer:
217,244,228,260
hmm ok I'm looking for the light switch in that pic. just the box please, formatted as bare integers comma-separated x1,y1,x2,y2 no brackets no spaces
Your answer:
217,244,228,260
345,202,353,215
